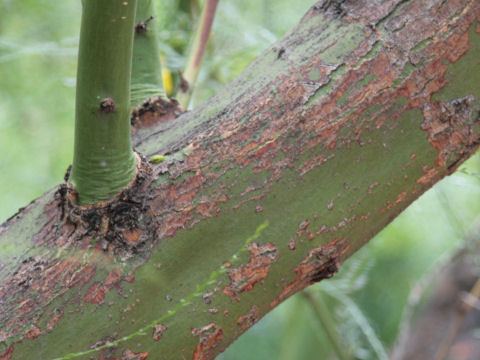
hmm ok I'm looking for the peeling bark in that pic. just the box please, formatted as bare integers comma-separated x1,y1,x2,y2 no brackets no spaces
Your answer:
1,0,480,359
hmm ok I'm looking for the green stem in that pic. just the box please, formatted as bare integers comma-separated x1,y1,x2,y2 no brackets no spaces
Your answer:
176,0,219,109
131,0,165,107
302,290,352,360
71,0,138,205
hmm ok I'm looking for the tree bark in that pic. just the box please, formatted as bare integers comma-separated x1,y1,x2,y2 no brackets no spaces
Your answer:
1,0,480,359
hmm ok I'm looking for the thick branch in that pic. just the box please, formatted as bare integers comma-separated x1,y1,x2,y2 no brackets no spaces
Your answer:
1,0,480,359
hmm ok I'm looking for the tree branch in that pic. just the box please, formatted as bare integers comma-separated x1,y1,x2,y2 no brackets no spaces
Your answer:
1,0,480,359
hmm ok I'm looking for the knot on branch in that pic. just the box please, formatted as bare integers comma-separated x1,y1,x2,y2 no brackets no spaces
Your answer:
422,95,480,169
56,155,156,258
99,97,115,113
130,96,185,134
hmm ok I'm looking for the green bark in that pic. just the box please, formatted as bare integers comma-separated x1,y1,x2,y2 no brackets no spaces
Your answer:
70,0,137,205
1,1,480,359
130,0,165,107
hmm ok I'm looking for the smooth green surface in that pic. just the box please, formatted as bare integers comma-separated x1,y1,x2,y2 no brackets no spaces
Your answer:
70,0,137,204
130,0,165,107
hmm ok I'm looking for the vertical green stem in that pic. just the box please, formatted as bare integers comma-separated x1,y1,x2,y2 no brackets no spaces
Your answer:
176,0,219,109
71,0,138,205
131,0,165,107
301,290,352,360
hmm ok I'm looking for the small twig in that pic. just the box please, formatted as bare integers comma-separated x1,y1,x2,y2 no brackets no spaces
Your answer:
301,290,352,360
434,276,480,360
176,0,219,109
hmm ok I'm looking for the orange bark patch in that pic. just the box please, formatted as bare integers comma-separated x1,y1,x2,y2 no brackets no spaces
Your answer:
422,95,477,168
157,211,192,238
298,154,335,177
237,305,260,333
445,30,470,64
25,326,42,340
46,308,64,332
67,264,97,288
271,238,349,309
124,229,143,246
395,191,407,204
223,242,279,298
115,349,149,360
253,138,278,158
84,282,105,304
0,344,14,360
192,323,224,360
131,97,184,135
417,167,439,186
288,238,296,250
297,220,311,238
84,268,122,304
195,201,220,218
0,255,97,342
419,29,479,168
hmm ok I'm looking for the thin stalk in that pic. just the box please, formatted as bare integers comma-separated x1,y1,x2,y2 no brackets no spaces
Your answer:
301,290,352,360
131,0,165,107
176,0,219,109
71,0,138,205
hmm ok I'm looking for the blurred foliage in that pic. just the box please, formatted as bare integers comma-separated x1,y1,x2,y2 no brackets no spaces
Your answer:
1,1,480,359
0,1,79,221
